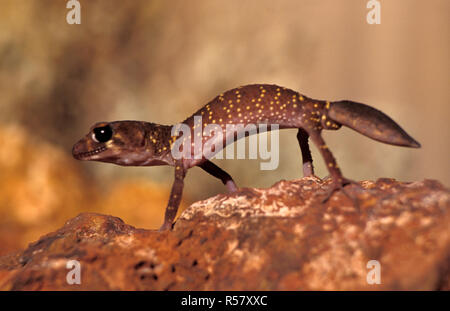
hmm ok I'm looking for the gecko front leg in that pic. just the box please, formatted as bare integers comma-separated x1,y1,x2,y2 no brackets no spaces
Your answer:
159,161,187,231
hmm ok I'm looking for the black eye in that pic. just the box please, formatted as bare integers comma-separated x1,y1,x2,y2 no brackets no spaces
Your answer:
93,125,113,143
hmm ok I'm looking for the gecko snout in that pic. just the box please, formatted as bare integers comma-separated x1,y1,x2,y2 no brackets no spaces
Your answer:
72,140,85,160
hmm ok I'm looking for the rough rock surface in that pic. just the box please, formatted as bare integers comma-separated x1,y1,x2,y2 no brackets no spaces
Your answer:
0,177,449,290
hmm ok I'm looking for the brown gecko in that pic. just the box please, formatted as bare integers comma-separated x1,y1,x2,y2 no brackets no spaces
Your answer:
72,84,420,230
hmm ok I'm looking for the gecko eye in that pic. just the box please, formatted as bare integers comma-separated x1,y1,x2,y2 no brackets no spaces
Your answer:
92,125,113,143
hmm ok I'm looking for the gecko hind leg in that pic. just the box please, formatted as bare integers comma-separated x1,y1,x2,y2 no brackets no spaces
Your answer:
307,130,362,207
296,128,315,177
199,160,238,193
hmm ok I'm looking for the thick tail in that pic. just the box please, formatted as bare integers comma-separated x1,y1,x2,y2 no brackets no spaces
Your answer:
327,100,421,148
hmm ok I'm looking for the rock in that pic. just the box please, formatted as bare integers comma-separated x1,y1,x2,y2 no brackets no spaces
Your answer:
0,177,449,290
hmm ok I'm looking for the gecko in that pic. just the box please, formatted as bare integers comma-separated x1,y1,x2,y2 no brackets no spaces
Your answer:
72,84,420,231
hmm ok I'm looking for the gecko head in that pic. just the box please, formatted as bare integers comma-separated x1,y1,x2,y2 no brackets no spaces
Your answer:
72,121,148,165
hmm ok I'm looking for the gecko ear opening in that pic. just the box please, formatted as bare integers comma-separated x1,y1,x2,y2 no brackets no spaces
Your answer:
92,125,113,143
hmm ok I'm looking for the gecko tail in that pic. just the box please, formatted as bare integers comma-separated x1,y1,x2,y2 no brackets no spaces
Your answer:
327,100,421,148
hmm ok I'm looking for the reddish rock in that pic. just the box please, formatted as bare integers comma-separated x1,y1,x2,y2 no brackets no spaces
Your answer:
0,177,449,290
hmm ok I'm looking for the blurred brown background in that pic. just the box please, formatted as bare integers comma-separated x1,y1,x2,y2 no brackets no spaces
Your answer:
0,0,448,255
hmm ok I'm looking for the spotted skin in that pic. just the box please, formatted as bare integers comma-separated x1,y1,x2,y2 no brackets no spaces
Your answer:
73,84,420,231
183,85,338,139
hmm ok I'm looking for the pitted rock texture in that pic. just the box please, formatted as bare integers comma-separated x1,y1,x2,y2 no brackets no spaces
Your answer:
0,178,449,290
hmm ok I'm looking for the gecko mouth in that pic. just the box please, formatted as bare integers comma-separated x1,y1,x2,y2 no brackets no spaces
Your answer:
73,146,107,159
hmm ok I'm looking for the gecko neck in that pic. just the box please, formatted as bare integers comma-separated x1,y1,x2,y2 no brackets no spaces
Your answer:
142,122,176,167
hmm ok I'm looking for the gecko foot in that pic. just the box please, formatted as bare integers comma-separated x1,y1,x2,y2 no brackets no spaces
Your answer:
321,178,361,207
225,180,238,193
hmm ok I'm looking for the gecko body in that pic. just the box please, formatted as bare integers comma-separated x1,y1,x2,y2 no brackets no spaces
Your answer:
73,84,420,230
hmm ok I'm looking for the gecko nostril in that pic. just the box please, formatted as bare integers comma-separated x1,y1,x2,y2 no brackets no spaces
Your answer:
72,142,82,157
